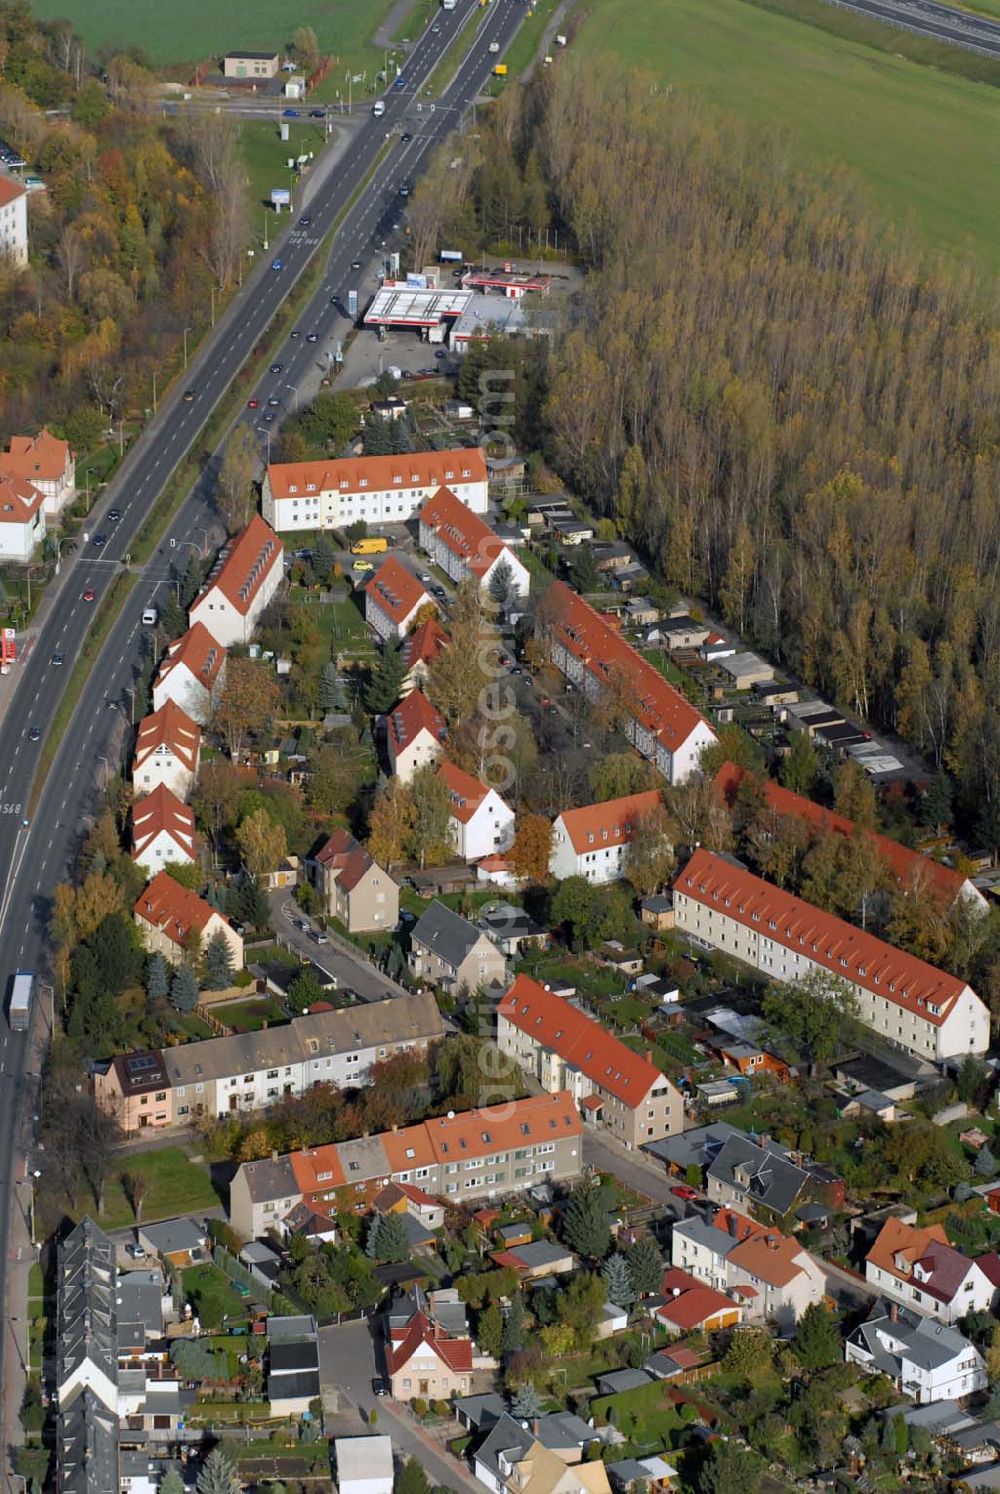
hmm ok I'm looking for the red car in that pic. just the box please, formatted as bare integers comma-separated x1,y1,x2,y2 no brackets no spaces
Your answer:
247,397,259,409
671,1184,699,1202
82,588,96,602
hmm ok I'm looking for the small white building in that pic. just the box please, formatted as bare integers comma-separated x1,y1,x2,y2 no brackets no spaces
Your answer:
438,760,515,862
262,448,489,533
152,622,226,727
131,784,196,873
365,555,435,641
188,515,284,647
334,1435,393,1494
418,485,530,599
550,789,664,885
386,689,447,784
0,472,44,560
131,700,201,801
0,429,75,516
0,174,28,266
846,1301,987,1402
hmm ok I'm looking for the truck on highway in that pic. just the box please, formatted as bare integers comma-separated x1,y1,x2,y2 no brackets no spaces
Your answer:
9,970,33,1031
492,63,508,75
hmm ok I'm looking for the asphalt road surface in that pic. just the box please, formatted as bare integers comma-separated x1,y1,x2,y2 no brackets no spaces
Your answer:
0,0,529,1455
819,0,1000,55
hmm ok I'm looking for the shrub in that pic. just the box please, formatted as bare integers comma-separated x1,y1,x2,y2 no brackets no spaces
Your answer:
411,1396,428,1418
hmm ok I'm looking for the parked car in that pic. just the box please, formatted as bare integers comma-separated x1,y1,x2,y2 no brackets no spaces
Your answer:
125,1243,146,1260
671,1184,700,1202
282,108,300,118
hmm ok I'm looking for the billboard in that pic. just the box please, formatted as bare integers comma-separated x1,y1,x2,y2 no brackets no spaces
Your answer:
348,289,359,317
270,187,291,209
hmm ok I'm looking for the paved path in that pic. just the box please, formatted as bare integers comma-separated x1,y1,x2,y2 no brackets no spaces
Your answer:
266,891,412,1003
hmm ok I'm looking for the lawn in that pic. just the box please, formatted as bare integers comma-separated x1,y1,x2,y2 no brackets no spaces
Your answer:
32,0,402,74
591,1377,689,1451
214,996,289,1033
572,0,1000,273
181,1263,251,1330
95,1147,219,1231
235,118,328,215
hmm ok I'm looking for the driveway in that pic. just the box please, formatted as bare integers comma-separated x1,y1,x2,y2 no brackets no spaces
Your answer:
267,891,411,1004
583,1131,687,1219
319,1317,482,1493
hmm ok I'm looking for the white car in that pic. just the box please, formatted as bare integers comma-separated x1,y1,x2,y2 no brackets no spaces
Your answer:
488,41,500,52
373,101,386,117
141,606,157,626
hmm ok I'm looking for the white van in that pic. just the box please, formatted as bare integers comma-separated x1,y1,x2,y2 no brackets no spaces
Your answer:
141,606,158,626
372,101,386,117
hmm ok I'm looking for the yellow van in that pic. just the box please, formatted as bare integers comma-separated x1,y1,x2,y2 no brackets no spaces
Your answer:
493,63,508,76
351,536,389,555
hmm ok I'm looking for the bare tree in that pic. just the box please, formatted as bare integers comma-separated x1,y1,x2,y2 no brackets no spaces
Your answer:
55,224,86,300
122,1171,149,1223
216,424,260,533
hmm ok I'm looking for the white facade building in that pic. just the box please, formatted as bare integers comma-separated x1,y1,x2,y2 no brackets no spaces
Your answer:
0,429,75,517
549,789,664,884
865,1218,998,1325
131,785,196,873
365,556,435,641
131,700,201,801
188,515,283,647
672,1208,826,1331
152,623,226,726
386,690,447,784
334,1436,393,1494
846,1301,987,1403
0,174,28,266
418,486,530,598
262,448,488,533
0,472,44,560
439,760,515,862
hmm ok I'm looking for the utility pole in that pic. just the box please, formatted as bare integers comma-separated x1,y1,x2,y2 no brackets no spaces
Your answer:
152,368,157,414
183,325,191,369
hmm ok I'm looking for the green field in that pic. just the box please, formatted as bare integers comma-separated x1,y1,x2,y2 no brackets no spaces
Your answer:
96,1147,219,1231
573,0,1000,272
31,0,399,73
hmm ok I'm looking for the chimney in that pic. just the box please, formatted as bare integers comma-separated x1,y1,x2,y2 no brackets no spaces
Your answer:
728,1215,738,1238
889,1302,898,1322
645,1049,654,1063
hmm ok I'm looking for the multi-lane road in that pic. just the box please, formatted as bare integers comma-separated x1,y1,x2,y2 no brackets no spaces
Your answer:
819,0,1000,55
0,0,528,1456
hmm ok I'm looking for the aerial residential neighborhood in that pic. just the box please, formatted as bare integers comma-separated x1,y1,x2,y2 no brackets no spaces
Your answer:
0,0,997,1490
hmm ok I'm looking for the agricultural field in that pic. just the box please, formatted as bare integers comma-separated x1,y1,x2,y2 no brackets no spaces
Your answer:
573,0,1000,272
31,0,400,75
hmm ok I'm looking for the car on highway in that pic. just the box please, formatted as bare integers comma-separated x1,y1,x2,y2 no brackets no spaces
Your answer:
351,259,361,269
309,108,325,118
182,389,196,401
299,215,312,226
82,589,95,602
670,1184,700,1202
399,184,410,197
247,397,259,409
489,40,500,52
263,411,276,423
394,74,407,88
432,22,440,31
51,651,64,666
267,396,280,407
142,607,158,626
108,508,121,522
282,108,300,117
353,559,375,573
92,533,106,547
306,331,319,343
270,362,283,374
272,258,283,271
28,726,41,741
372,101,385,118
401,132,412,142
290,328,301,339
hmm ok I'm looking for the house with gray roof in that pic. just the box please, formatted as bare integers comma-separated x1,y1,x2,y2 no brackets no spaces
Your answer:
57,1219,120,1494
846,1298,986,1403
473,1410,596,1489
706,1132,814,1219
59,1393,119,1494
409,899,506,993
138,1217,210,1268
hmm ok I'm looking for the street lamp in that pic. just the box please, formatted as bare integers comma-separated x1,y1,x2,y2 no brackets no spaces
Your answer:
183,325,192,369
84,467,96,512
210,285,217,328
257,426,272,462
284,382,299,413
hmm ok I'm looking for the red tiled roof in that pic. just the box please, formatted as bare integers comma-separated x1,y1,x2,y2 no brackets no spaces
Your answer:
387,689,446,757
866,1217,973,1304
266,447,487,501
549,581,712,756
366,555,432,627
133,700,201,775
423,1090,582,1164
131,785,195,862
438,760,492,824
290,1147,347,1194
715,762,969,907
419,485,510,577
0,175,25,208
194,514,283,618
386,1311,473,1376
158,622,226,690
675,848,968,1026
405,616,448,671
135,871,219,946
556,789,663,855
2,428,70,482
0,472,43,524
498,974,663,1108
314,827,378,893
656,1268,738,1331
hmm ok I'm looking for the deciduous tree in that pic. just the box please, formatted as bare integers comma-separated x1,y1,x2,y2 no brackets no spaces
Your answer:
216,424,259,534
213,657,280,760
236,807,287,879
509,813,552,882
367,777,415,867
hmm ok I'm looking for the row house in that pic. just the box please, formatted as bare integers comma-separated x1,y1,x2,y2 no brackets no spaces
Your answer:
673,848,989,1062
550,789,664,885
308,827,399,932
151,621,226,726
262,448,489,532
417,485,530,599
131,785,196,874
365,555,435,641
230,1090,584,1238
672,1207,826,1331
386,688,447,784
402,616,448,694
546,582,716,785
131,700,201,801
188,514,284,648
96,992,445,1132
865,1217,999,1325
133,870,244,970
497,974,682,1149
716,762,987,915
438,759,515,862
0,427,75,516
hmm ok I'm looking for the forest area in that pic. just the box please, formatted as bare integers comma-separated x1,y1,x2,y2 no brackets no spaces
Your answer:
409,63,1000,846
0,0,247,450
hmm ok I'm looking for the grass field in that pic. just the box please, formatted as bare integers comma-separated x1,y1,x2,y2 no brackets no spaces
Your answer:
572,0,1000,272
32,0,400,74
96,1147,219,1231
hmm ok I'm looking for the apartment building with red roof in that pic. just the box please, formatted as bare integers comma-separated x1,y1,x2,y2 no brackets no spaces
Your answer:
715,761,987,915
308,827,399,932
672,1207,826,1329
131,785,196,873
418,485,530,599
438,759,515,862
364,555,434,641
230,1090,583,1237
0,428,75,516
131,700,201,801
673,848,989,1062
189,514,284,647
865,1217,998,1324
0,173,28,265
497,974,682,1149
134,870,243,969
386,689,447,784
547,582,716,785
0,471,45,561
403,616,448,694
152,622,226,726
550,788,664,885
261,447,488,532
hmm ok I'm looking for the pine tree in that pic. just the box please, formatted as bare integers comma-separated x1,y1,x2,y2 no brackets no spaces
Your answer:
488,557,518,612
170,963,199,1012
792,1301,841,1372
922,770,953,834
625,1234,663,1298
502,1292,527,1355
976,1144,997,1178
196,1447,240,1494
145,952,170,1002
160,1473,186,1494
510,1380,542,1421
561,1187,611,1261
365,1212,409,1262
364,641,407,713
601,1252,635,1307
202,929,235,991
319,661,345,712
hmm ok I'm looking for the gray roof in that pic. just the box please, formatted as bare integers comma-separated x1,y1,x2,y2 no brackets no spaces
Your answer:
270,1339,320,1373
411,899,497,971
475,1414,534,1480
268,1313,318,1343
535,1410,595,1449
389,1285,468,1337
138,1217,208,1258
269,1369,321,1401
454,1391,507,1430
595,1368,653,1394
640,895,673,913
166,991,444,1087
642,1120,745,1172
239,1153,300,1204
607,1460,653,1491
116,1269,164,1338
58,1218,118,1405
475,1411,593,1479
59,1390,119,1494
851,1298,980,1375
708,1132,809,1216
336,1132,393,1186
507,1240,574,1270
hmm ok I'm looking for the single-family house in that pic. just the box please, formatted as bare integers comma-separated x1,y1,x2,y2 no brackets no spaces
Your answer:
188,515,284,647
403,615,448,693
418,485,530,598
373,1180,446,1232
0,428,75,516
365,556,435,641
131,700,201,801
386,689,447,784
438,759,515,862
865,1218,998,1325
672,1208,826,1330
137,1217,210,1270
476,902,549,957
549,789,666,885
134,871,243,969
262,447,489,532
705,1130,833,1220
660,614,711,652
308,827,399,932
846,1298,987,1402
152,622,226,726
408,898,506,993
93,1051,173,1134
474,1412,610,1494
131,785,196,873
0,470,44,560
267,1315,320,1415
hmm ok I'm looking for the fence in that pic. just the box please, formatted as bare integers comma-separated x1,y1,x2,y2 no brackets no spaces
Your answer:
214,1243,301,1317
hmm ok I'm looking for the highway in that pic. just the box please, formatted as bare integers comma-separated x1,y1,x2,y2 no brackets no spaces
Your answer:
0,0,528,1459
818,0,1000,56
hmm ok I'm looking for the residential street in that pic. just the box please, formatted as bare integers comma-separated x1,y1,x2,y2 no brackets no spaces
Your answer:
266,891,411,1004
583,1131,686,1219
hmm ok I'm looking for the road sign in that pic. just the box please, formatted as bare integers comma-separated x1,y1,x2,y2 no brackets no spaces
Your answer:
348,290,358,317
